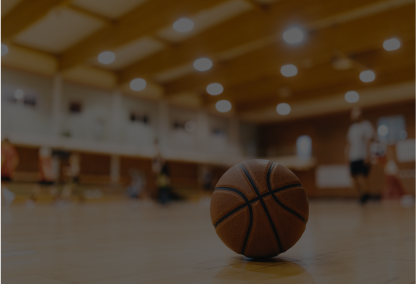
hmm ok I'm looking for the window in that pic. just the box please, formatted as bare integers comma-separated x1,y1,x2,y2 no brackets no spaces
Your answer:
69,101,82,113
296,135,312,159
130,112,148,124
377,115,406,144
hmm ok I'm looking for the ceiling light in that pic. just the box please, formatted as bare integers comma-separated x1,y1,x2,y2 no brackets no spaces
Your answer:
344,91,359,103
98,51,115,64
14,89,24,99
206,83,223,96
359,70,375,82
383,38,401,51
194,58,212,71
216,100,231,113
1,44,9,56
378,125,388,136
173,18,194,33
130,78,146,91
280,64,298,77
283,27,305,44
276,103,291,115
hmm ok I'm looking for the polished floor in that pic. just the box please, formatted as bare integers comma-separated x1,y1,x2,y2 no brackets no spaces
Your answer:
2,198,415,284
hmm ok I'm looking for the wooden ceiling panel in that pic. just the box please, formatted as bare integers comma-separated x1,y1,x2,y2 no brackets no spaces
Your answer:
2,0,67,41
14,7,104,54
163,4,414,95
71,0,148,19
233,43,415,111
119,0,395,84
1,0,21,17
156,0,253,43
59,0,227,70
93,37,166,70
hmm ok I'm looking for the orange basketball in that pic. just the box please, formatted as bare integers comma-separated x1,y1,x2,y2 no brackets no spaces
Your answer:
210,159,309,258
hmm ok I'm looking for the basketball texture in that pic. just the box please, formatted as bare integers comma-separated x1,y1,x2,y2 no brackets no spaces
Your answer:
210,159,309,258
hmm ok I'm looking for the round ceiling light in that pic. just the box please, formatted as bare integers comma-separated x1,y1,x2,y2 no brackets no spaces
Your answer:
173,18,194,33
383,38,401,51
283,27,305,44
276,103,291,115
359,70,375,82
216,100,232,113
193,58,212,71
130,78,147,91
98,51,115,64
281,64,298,77
344,91,359,103
1,44,9,56
206,83,223,96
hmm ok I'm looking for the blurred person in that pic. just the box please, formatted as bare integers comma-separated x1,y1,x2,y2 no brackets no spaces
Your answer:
345,107,375,204
126,168,146,199
380,147,414,206
62,153,82,203
1,139,19,181
201,165,213,191
1,139,18,206
0,184,16,208
152,140,171,204
29,147,59,205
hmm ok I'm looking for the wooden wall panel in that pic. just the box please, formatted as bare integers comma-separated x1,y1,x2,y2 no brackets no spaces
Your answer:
79,152,110,175
14,146,39,172
168,161,199,189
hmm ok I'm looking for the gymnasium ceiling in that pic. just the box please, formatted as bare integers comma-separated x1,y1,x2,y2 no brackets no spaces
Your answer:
2,0,415,122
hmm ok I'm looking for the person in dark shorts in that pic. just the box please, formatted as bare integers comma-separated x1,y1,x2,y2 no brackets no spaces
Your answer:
346,107,375,204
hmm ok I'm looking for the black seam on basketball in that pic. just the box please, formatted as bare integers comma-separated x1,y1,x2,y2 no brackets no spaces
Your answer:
214,203,247,227
213,183,302,226
273,183,303,194
267,163,307,224
214,186,253,255
239,163,283,253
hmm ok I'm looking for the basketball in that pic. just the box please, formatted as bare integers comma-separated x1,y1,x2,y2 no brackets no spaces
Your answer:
210,159,309,258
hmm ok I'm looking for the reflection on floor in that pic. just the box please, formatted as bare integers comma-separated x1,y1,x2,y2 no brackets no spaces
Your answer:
2,199,414,284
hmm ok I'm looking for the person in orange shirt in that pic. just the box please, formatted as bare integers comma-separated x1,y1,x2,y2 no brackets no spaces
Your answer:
1,139,19,181
1,139,19,206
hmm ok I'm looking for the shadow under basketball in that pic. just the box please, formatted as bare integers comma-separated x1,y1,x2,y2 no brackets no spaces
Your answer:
215,256,315,282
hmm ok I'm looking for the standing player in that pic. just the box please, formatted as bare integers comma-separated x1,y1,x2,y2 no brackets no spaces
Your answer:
1,139,19,181
29,147,59,205
1,139,19,206
345,107,375,204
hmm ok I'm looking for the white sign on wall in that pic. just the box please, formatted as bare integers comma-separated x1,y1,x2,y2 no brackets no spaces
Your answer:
316,165,352,188
396,139,415,162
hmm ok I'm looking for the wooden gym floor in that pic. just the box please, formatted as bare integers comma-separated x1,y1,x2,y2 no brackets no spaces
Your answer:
2,199,415,284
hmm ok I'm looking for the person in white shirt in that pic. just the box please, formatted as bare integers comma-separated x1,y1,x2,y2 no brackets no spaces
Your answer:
345,107,375,204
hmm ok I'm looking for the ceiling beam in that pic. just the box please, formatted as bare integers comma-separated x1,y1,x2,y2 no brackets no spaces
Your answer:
237,69,415,115
203,38,415,105
2,0,67,41
65,3,115,26
59,0,226,71
162,3,414,95
118,0,413,85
